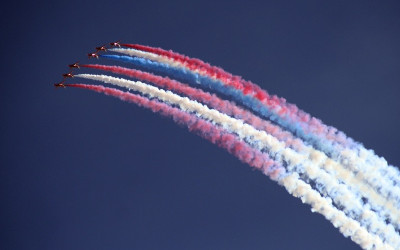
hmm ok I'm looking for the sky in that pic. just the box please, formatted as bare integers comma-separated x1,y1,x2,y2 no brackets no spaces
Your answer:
1,1,400,249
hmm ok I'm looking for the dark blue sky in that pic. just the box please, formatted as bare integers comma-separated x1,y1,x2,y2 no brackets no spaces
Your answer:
1,1,400,249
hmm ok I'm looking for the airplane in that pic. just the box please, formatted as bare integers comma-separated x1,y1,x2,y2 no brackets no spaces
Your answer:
68,62,80,69
109,41,121,47
62,72,74,78
54,81,66,88
88,52,99,59
96,45,107,52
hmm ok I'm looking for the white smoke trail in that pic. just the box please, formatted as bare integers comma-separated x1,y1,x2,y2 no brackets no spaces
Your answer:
306,150,400,230
337,148,400,209
75,74,398,248
343,147,400,205
279,173,392,250
110,47,400,209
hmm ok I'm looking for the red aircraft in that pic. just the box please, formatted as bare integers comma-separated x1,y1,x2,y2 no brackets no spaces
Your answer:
54,81,66,88
96,45,107,52
88,52,99,59
62,72,74,78
68,62,80,69
110,41,121,48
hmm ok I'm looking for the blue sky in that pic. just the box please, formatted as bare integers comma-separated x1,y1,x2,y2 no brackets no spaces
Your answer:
1,1,399,249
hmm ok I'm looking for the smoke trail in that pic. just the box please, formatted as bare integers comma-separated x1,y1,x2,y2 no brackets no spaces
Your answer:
74,74,400,248
67,83,391,250
100,53,400,206
114,47,400,205
117,45,352,145
81,64,400,229
120,44,216,77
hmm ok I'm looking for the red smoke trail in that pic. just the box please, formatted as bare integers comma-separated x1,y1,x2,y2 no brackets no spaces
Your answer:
122,44,352,146
65,83,284,180
81,64,304,151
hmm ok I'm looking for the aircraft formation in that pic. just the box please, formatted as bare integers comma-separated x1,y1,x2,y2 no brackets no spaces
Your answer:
54,41,121,88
